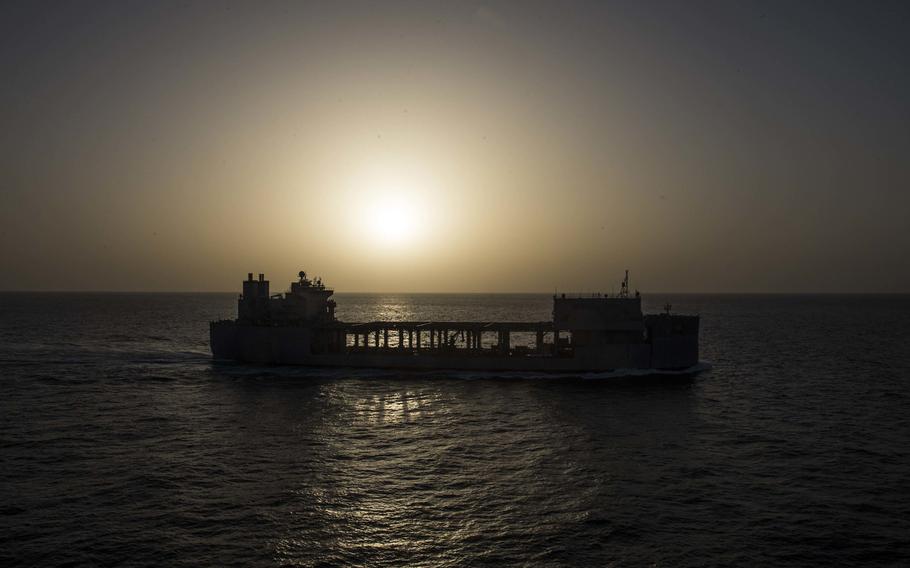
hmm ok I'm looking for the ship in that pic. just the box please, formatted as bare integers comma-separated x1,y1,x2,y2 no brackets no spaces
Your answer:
210,271,700,374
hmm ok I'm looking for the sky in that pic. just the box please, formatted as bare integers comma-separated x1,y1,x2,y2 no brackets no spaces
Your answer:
1,0,909,293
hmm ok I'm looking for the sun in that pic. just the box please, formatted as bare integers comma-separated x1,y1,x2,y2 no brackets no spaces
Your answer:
367,195,420,246
349,164,438,253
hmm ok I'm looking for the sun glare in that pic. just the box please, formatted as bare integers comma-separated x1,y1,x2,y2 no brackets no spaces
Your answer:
368,195,419,246
345,162,450,256
351,165,437,252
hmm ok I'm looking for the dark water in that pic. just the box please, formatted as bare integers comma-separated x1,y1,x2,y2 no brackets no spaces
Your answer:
2,293,909,566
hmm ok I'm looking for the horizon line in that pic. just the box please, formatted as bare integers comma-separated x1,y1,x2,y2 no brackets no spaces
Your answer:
1,290,909,295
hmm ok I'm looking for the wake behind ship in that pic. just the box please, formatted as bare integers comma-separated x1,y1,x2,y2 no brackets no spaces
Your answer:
210,271,700,373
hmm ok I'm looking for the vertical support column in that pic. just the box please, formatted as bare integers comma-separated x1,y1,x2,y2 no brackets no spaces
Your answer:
383,328,389,349
536,327,544,352
398,328,404,350
554,329,560,354
498,329,510,354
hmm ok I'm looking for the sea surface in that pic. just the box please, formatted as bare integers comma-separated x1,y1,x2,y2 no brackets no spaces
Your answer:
2,292,909,566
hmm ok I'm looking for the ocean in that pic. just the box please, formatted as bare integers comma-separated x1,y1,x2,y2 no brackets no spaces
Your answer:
1,292,909,566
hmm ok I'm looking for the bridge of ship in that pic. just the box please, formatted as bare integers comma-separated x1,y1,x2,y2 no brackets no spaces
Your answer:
332,321,570,355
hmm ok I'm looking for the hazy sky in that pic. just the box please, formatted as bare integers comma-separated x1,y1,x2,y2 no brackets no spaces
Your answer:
2,0,908,292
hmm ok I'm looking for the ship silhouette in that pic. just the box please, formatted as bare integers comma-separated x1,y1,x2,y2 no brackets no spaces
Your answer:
210,271,700,373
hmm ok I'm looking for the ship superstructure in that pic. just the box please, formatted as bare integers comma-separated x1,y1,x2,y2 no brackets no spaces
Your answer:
210,271,700,372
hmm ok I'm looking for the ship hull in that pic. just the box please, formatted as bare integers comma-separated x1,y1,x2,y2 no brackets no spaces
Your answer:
210,321,699,373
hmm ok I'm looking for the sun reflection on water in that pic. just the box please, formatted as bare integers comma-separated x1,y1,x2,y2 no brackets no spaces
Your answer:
274,384,454,563
351,389,440,425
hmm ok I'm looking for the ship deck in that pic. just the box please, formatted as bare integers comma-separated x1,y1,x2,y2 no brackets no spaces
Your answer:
332,320,561,354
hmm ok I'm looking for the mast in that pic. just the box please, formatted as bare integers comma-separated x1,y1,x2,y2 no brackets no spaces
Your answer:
619,269,630,298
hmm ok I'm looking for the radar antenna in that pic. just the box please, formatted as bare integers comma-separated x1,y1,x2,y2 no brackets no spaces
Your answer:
619,270,630,298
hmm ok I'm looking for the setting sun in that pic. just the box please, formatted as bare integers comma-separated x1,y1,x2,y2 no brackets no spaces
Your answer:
348,164,441,254
366,195,421,246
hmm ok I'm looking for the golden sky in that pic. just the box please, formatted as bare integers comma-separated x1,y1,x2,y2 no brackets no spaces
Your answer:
2,2,909,292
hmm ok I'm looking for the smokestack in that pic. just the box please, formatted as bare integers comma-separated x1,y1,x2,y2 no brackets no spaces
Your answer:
248,273,253,281
258,273,264,282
